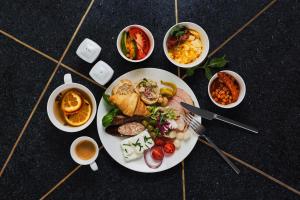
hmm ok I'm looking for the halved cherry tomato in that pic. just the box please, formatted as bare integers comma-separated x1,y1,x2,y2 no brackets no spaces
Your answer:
163,143,175,154
162,137,174,144
136,48,147,60
154,137,166,146
128,27,150,59
151,146,164,160
155,137,174,146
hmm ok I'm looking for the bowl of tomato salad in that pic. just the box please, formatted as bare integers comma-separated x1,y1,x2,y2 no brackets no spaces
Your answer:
117,25,154,62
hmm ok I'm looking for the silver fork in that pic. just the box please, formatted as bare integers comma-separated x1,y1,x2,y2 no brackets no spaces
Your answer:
184,113,240,174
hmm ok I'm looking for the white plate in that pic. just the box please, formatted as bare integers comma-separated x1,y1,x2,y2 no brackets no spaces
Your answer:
97,68,201,173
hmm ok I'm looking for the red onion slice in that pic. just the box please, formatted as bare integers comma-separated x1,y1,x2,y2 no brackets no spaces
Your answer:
144,147,163,169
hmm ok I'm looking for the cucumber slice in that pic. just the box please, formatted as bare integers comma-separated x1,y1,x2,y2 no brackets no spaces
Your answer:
121,31,128,55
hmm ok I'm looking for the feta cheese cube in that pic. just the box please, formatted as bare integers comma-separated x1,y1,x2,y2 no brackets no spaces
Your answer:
120,130,154,162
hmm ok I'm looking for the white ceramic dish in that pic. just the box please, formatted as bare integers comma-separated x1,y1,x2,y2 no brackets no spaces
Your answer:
208,70,246,108
163,22,209,68
116,24,154,62
97,68,201,173
47,74,97,132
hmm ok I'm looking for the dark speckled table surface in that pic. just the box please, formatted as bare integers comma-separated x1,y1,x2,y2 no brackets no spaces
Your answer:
0,0,299,199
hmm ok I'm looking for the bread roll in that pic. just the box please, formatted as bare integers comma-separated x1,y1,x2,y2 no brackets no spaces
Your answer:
110,93,139,116
112,79,134,95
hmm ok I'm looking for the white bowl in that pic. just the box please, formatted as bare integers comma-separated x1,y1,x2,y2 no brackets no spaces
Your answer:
208,70,246,109
116,24,154,62
47,74,97,132
163,22,209,68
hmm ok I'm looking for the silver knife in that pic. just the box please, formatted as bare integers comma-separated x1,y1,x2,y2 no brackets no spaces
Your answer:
181,102,258,134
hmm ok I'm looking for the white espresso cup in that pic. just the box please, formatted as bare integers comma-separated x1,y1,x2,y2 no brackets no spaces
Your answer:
47,73,97,132
70,136,99,171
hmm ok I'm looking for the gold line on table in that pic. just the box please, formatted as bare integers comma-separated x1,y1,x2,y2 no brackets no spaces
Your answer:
0,29,106,90
0,0,95,177
198,139,300,196
181,0,277,80
181,161,186,200
58,0,95,66
208,0,277,58
0,29,58,63
39,165,82,200
174,0,179,23
175,0,184,193
40,146,103,200
174,0,180,77
0,64,60,177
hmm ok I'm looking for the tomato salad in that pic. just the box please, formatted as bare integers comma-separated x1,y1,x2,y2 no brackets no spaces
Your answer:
121,27,150,60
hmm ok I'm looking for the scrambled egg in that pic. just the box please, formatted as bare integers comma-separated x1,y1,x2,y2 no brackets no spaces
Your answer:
168,29,203,64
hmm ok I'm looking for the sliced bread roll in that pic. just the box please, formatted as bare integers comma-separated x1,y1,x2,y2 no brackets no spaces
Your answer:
112,79,134,95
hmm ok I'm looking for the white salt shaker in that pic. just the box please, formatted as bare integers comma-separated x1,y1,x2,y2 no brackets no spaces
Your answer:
76,38,101,63
89,60,114,85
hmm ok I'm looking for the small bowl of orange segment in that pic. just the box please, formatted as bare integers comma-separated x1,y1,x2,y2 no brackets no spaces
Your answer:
47,74,97,132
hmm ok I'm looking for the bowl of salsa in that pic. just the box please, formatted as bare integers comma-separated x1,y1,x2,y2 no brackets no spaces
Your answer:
208,70,246,108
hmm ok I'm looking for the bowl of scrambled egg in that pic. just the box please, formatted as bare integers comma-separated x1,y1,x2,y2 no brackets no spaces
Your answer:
163,22,209,68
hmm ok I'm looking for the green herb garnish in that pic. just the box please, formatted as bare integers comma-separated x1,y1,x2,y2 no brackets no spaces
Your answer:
139,78,148,87
170,26,186,37
207,56,229,68
184,55,229,80
144,136,152,143
154,128,161,137
132,139,141,146
204,66,213,80
103,94,113,106
132,139,143,151
102,94,119,127
102,107,119,127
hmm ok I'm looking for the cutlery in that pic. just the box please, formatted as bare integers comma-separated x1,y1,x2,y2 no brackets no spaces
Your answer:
184,113,240,174
181,102,258,134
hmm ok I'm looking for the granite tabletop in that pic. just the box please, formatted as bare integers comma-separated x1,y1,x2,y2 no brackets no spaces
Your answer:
0,0,299,199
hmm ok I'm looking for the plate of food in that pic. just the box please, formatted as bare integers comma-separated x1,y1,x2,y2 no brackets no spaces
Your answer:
97,68,200,172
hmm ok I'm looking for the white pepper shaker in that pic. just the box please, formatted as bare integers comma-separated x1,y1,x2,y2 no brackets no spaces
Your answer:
89,60,114,85
76,38,101,63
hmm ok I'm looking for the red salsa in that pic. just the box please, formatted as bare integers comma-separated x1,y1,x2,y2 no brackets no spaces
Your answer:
210,72,240,105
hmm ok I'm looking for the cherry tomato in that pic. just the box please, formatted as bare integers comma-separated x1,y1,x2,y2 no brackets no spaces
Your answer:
136,49,147,60
163,143,175,154
163,137,174,144
154,137,166,146
151,146,164,160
